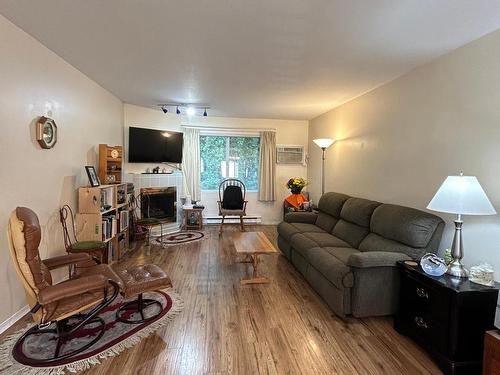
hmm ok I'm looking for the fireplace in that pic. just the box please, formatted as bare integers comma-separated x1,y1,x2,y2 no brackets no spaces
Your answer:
140,187,176,222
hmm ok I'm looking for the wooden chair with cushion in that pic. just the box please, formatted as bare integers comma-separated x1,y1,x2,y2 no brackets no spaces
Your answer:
7,207,122,364
218,178,248,235
59,204,106,265
130,193,164,248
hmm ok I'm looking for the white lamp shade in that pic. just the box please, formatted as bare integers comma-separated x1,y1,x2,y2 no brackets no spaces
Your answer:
313,138,335,149
427,175,496,215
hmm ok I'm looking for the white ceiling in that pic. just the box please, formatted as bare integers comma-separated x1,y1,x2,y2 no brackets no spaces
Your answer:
1,0,500,120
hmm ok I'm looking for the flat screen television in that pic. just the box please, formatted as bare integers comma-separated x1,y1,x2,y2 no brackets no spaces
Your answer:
128,127,183,163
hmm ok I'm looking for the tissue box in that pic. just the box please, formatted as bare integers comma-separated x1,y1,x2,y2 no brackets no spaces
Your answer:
469,263,495,286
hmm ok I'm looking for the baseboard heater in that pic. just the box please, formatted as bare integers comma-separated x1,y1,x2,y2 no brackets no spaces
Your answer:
204,215,262,224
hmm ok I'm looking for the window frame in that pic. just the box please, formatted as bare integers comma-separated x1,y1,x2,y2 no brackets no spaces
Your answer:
199,132,260,192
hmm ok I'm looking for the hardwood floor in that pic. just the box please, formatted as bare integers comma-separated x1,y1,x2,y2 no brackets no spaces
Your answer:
2,225,442,374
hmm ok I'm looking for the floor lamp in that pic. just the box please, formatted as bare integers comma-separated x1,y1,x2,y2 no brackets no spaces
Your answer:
313,138,335,196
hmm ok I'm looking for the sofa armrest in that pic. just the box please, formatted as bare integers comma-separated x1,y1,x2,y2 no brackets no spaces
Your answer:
284,212,318,224
347,251,411,268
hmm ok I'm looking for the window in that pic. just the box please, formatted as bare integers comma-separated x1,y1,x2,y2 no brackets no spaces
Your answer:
200,135,260,191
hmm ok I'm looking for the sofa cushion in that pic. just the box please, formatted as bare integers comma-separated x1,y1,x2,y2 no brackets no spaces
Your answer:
306,248,354,288
332,220,370,248
358,233,426,260
302,232,351,248
291,234,320,258
370,204,444,248
317,192,350,218
323,247,360,264
277,222,300,242
315,212,338,232
277,222,325,242
290,223,325,234
339,198,381,227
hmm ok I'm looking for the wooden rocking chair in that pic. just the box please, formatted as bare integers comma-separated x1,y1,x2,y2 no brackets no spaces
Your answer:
217,179,248,235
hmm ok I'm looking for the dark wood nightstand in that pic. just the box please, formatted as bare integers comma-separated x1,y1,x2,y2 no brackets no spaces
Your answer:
395,261,499,375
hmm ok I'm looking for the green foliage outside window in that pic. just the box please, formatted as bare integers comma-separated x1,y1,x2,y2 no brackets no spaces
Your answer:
200,135,260,191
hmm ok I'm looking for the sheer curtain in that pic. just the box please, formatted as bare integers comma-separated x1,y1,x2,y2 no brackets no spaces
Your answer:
258,131,276,201
182,128,201,201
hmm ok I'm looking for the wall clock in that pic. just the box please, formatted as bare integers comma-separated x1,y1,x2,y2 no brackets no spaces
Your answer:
110,149,119,159
36,116,57,149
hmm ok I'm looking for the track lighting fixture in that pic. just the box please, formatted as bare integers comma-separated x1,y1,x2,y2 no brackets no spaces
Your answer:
158,103,210,117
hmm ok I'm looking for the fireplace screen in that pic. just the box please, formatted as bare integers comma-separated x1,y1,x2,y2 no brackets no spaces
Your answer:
140,187,176,221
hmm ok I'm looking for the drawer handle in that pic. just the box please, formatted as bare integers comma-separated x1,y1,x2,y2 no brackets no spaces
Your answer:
416,287,429,299
414,316,428,329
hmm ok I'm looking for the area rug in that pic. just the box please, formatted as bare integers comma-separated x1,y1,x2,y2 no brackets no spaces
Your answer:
155,230,205,247
0,290,183,375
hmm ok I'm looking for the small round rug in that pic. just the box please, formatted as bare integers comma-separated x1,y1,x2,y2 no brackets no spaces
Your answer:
0,290,183,375
156,231,205,246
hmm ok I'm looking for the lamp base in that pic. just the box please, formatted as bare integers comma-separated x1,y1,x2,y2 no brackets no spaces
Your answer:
446,259,468,278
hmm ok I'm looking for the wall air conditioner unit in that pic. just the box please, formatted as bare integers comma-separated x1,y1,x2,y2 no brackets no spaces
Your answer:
276,145,305,165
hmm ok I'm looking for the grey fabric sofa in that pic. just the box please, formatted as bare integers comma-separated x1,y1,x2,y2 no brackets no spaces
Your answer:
277,192,445,318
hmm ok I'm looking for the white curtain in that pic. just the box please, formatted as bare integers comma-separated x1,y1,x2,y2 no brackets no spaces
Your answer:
258,131,276,201
182,128,201,201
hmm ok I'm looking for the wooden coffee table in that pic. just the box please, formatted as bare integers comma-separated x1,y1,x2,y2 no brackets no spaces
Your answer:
233,231,278,285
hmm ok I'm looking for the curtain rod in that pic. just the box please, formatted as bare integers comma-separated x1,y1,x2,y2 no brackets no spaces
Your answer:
181,124,276,132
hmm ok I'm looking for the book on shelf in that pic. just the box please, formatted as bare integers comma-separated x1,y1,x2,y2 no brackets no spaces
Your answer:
107,241,115,263
119,210,129,231
111,217,117,237
101,215,117,240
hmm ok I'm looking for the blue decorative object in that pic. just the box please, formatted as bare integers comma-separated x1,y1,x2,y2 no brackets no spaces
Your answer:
420,253,448,276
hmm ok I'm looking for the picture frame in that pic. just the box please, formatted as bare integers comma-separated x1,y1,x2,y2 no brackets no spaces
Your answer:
85,166,101,187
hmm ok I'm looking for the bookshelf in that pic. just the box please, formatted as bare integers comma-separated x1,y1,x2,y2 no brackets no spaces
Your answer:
98,144,123,184
76,183,130,264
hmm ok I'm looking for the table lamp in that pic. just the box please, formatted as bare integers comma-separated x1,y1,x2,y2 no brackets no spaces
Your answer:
313,138,335,196
427,173,496,277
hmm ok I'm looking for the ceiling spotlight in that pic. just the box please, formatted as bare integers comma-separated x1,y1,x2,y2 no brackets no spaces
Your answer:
176,106,181,115
186,106,196,116
161,105,168,114
203,108,208,117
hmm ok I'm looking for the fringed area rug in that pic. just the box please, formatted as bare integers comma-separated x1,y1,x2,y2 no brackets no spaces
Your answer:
155,231,205,247
0,290,183,375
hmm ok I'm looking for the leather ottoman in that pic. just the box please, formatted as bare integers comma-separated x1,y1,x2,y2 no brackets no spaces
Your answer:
116,264,172,324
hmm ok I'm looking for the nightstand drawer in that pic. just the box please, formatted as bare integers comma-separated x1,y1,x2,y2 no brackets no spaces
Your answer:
398,310,448,352
401,274,450,322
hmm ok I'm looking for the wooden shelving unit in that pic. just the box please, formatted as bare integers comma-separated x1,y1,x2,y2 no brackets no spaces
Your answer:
98,144,123,184
76,183,130,264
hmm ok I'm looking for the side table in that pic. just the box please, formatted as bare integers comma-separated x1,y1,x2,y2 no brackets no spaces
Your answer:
395,260,499,375
182,206,204,230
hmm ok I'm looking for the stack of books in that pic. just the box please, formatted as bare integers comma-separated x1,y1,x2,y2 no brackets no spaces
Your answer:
102,215,117,241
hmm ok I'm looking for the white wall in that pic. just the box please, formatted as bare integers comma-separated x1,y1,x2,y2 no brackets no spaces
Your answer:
124,104,308,224
0,15,123,323
308,28,500,280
